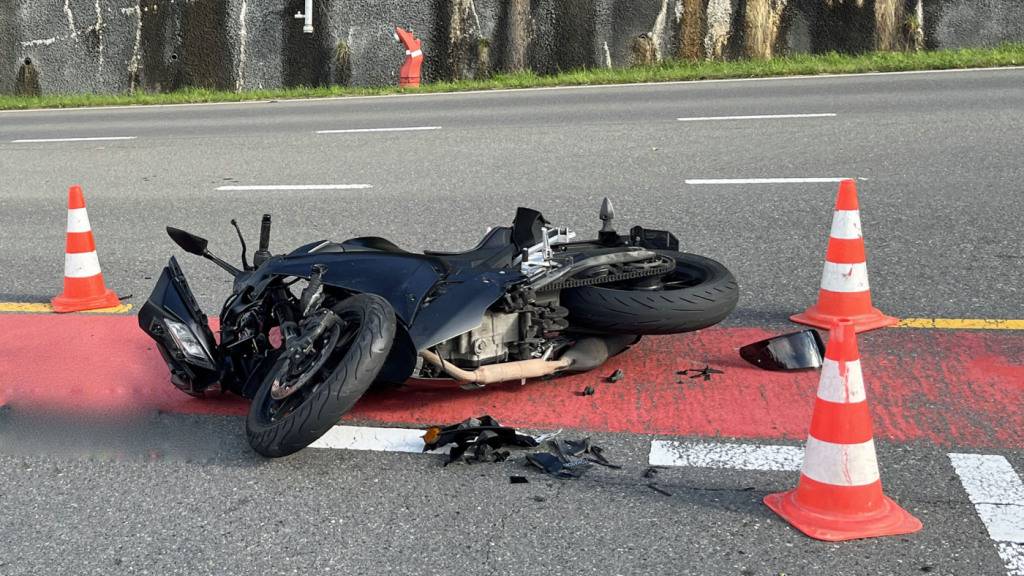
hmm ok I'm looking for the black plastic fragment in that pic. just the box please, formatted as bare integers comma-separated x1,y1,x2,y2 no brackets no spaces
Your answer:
423,415,539,465
526,452,589,479
606,369,624,383
642,466,660,479
739,329,826,371
510,476,529,484
678,365,724,381
579,386,596,396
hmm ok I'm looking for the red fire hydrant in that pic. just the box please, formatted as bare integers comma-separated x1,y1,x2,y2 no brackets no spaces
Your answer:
395,27,423,88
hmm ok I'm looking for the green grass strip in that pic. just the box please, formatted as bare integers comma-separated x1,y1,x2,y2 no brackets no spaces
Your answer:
2,44,1022,111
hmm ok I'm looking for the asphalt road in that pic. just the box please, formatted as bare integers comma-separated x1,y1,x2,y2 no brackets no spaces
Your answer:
0,67,1022,321
1,68,1023,575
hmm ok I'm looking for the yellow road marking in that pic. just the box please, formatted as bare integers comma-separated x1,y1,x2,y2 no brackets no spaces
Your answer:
0,302,133,314
897,318,1024,330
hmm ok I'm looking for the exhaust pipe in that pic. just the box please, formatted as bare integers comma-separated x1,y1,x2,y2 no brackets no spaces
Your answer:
420,334,638,385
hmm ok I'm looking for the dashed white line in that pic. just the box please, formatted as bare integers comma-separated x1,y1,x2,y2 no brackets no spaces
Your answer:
677,113,836,122
649,440,803,471
685,177,851,185
949,453,1024,576
317,126,442,134
11,136,137,143
216,184,372,191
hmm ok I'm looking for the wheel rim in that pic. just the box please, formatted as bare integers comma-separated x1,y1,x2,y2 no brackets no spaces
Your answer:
262,315,360,423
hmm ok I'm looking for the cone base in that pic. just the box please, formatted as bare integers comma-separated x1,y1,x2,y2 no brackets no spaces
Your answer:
51,288,121,313
791,306,898,334
764,489,922,542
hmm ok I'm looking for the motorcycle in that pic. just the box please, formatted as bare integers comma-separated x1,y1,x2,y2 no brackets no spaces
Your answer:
139,200,739,457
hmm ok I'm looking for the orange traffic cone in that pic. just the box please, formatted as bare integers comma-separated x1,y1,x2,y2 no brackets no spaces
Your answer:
51,185,121,313
791,179,897,333
764,318,922,541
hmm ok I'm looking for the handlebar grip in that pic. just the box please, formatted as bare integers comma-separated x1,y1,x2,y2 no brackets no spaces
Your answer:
258,214,272,253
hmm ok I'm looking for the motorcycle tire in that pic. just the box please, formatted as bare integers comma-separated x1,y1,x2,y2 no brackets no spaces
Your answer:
245,293,396,458
561,251,738,335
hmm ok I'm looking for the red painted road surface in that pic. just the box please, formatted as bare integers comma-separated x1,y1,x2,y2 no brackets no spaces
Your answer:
1,314,1021,448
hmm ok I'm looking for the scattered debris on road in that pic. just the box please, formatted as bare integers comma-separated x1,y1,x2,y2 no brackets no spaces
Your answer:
422,415,538,465
510,476,529,484
579,386,596,396
606,369,624,383
677,365,724,381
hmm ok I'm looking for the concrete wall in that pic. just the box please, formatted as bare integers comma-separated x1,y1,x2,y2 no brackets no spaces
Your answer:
2,0,1023,95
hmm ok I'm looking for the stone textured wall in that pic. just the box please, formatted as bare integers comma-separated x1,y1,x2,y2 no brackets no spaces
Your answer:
2,0,1023,95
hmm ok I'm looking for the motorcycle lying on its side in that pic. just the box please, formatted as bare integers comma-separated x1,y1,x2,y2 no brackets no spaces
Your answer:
139,200,739,457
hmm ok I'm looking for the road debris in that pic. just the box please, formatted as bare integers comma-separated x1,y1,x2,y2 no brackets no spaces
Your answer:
643,466,660,479
739,329,825,371
526,437,621,478
579,386,596,396
606,369,624,383
422,415,538,465
677,365,724,381
510,476,529,484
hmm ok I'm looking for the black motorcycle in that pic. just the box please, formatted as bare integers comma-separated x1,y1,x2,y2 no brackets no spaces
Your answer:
139,200,738,457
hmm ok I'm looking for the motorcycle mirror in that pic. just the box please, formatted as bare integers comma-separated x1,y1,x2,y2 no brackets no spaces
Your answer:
167,227,209,256
739,329,825,371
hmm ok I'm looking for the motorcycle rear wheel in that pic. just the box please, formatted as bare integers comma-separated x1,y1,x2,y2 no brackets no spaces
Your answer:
245,293,396,458
561,251,738,335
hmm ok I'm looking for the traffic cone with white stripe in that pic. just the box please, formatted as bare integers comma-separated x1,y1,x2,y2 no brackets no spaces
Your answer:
764,318,922,541
791,179,897,333
51,185,121,313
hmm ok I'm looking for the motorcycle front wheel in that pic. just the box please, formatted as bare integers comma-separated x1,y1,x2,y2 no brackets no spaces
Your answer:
245,293,396,458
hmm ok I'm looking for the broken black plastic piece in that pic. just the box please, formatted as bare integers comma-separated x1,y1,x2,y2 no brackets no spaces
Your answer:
526,452,589,479
642,466,660,479
739,329,826,371
510,476,529,484
678,365,724,381
579,386,595,396
423,415,539,465
606,369,624,383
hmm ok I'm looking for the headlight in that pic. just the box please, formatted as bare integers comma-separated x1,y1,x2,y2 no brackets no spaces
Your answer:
164,319,212,365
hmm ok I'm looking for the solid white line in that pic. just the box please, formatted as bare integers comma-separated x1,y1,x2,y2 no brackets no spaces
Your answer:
317,126,441,134
216,184,372,191
11,136,136,143
3,66,1021,115
685,178,850,185
308,425,448,454
677,113,836,122
949,453,1024,543
649,440,803,471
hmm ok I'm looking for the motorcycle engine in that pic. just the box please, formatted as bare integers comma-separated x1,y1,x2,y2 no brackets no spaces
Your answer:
433,293,569,369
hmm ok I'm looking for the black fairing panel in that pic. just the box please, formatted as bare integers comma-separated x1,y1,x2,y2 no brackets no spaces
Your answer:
137,257,220,392
260,251,520,351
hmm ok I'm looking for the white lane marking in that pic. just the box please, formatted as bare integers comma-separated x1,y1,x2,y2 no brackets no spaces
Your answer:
950,454,1024,575
66,208,92,233
830,210,863,240
216,184,372,191
317,126,441,134
817,359,866,404
685,178,851,185
997,543,1024,576
677,113,836,122
649,440,803,471
11,136,137,143
949,454,1024,542
820,261,870,292
802,437,880,486
309,425,448,454
64,251,102,278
